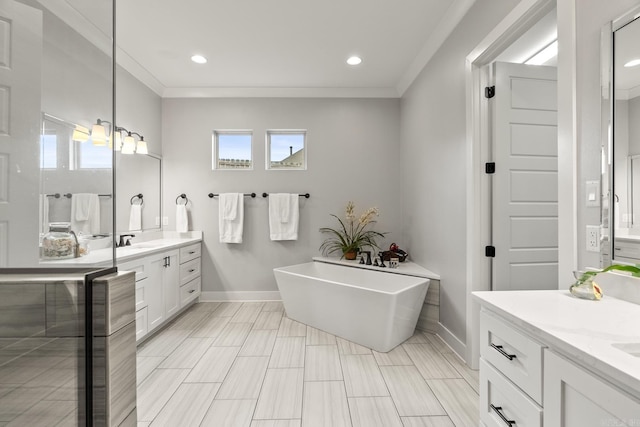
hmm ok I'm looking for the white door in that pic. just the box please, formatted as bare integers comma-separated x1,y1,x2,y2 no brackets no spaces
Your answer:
491,61,558,291
0,0,42,267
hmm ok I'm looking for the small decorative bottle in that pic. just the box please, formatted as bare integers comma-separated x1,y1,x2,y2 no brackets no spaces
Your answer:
42,222,78,260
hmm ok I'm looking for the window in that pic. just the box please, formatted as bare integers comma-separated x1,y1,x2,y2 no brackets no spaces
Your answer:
267,130,306,170
76,141,112,169
212,131,253,170
40,133,57,169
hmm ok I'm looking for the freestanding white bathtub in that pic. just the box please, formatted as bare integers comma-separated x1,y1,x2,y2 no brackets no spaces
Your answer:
273,261,430,352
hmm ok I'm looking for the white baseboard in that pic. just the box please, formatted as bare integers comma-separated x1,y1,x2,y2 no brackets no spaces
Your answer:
437,322,466,361
200,291,282,301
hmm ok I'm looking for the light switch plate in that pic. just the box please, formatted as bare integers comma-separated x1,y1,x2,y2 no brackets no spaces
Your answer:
586,180,600,207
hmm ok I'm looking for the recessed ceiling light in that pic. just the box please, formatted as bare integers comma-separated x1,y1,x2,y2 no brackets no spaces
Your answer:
347,56,362,66
624,59,640,68
191,55,207,64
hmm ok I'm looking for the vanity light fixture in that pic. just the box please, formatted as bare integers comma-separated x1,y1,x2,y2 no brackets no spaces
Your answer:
347,56,362,65
91,119,108,146
524,40,558,66
121,131,136,154
191,54,207,64
624,59,640,68
72,125,90,142
116,126,149,155
136,136,148,155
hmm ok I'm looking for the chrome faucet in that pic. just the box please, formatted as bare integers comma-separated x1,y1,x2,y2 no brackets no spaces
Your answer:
118,234,135,247
360,251,372,265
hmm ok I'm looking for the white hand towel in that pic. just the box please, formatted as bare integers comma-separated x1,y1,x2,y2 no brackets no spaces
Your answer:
176,204,189,233
71,193,100,235
269,193,299,241
219,193,244,243
129,204,142,231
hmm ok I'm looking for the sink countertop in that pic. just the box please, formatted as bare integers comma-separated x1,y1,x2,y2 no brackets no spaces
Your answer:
312,256,440,280
473,290,640,398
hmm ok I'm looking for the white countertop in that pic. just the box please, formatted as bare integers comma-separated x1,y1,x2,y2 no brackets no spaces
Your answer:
312,256,440,280
473,290,640,398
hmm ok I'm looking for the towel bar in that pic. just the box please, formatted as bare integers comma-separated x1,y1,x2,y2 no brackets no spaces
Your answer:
208,193,256,198
262,193,310,198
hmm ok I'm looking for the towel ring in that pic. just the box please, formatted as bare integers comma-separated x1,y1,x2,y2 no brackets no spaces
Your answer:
130,194,144,205
176,194,188,205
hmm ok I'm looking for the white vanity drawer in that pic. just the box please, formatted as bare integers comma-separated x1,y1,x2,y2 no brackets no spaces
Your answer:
179,258,200,285
135,307,148,342
180,277,201,306
118,258,148,282
135,277,147,311
480,310,544,404
180,243,201,263
480,358,542,427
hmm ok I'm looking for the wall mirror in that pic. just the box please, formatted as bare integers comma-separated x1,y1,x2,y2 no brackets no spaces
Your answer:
115,152,162,233
603,6,640,264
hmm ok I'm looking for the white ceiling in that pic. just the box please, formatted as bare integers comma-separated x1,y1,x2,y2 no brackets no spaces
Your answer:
64,0,477,98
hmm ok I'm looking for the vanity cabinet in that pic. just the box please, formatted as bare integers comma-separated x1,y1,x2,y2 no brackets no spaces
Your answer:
544,349,640,426
179,243,201,306
147,250,179,331
118,258,149,341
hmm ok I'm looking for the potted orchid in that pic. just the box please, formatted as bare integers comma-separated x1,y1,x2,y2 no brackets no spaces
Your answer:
319,201,387,260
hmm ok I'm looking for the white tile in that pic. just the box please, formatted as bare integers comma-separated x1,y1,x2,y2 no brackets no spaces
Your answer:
212,302,244,317
251,420,300,427
239,330,277,357
212,323,253,347
136,356,165,386
336,337,372,355
341,354,389,397
260,301,285,312
404,332,430,344
4,399,74,426
158,337,213,369
348,396,403,427
138,423,151,427
380,366,446,416
403,344,460,379
137,330,189,357
230,303,264,323
302,381,351,427
277,317,307,337
137,368,190,422
189,315,231,338
201,399,256,427
185,346,240,383
426,379,479,427
441,352,479,394
254,368,304,419
0,385,56,421
306,327,336,345
269,337,306,368
304,345,342,381
253,311,284,330
373,346,414,366
400,416,455,427
168,310,210,330
190,302,221,312
149,383,219,427
216,357,270,399
423,334,451,354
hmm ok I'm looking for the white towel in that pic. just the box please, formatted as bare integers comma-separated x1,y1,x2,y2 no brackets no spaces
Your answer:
40,194,50,234
129,204,142,231
269,193,299,241
176,204,189,233
71,193,100,235
219,193,244,243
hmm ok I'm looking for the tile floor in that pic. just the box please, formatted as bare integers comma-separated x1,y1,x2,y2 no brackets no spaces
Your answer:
136,301,479,427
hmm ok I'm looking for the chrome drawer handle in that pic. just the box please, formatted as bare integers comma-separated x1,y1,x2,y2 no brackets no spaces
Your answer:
490,343,517,360
189,251,196,254
188,289,195,293
188,269,195,273
490,404,516,426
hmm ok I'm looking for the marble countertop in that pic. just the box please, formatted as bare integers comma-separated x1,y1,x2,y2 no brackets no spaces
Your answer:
473,290,640,398
312,256,440,280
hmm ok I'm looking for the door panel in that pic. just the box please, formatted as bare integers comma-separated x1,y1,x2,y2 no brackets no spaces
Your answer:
492,62,558,291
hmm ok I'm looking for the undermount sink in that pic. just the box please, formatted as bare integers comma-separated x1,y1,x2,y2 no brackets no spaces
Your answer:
611,342,640,357
131,242,163,249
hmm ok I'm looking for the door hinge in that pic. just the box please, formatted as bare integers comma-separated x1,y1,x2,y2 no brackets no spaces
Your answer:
485,246,496,257
485,162,496,174
485,86,495,98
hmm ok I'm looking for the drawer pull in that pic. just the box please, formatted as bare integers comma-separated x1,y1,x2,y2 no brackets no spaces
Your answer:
188,289,196,293
490,404,516,426
490,343,517,360
188,251,196,254
188,269,195,273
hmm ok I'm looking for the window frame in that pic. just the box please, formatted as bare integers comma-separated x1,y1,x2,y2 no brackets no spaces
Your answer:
212,130,254,170
265,129,307,171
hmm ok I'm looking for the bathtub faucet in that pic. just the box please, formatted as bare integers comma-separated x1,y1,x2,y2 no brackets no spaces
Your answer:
360,251,372,265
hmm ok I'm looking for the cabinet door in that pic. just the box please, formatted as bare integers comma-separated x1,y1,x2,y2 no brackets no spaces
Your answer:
544,349,640,426
163,250,180,317
147,254,166,332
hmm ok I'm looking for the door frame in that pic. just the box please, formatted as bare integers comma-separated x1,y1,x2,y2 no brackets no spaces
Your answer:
464,0,576,369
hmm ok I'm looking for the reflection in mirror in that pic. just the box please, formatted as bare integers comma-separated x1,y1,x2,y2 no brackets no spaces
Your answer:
115,152,161,233
606,7,640,264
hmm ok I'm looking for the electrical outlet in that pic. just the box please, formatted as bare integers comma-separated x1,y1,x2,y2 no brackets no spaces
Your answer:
155,216,160,226
586,225,600,252
162,216,169,226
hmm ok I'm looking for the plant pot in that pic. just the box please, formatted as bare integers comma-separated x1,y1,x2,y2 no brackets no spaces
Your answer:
343,250,358,260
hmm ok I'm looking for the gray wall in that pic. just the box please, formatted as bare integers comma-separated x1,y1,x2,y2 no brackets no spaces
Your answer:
399,0,519,345
162,98,401,296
